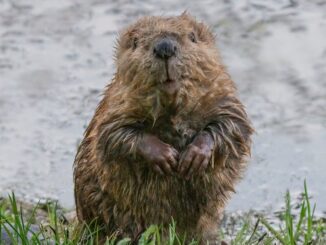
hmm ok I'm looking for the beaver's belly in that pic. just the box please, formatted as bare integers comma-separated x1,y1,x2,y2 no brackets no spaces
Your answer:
104,162,211,228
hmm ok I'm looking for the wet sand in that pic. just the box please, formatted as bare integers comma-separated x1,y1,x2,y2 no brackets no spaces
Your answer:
0,0,325,214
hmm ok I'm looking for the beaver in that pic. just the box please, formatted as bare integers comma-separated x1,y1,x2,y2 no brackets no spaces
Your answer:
73,13,253,243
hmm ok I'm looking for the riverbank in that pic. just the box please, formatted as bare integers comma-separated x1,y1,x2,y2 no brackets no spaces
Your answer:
1,183,325,244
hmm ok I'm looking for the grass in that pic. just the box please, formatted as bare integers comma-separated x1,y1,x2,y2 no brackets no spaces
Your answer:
0,181,325,245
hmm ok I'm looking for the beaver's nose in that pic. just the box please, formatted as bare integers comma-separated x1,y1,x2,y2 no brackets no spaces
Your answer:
153,38,177,60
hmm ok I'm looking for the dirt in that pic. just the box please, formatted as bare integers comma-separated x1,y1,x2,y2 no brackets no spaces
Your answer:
0,0,325,215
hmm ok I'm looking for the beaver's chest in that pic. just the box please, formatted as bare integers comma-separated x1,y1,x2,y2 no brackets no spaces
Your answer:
144,114,199,151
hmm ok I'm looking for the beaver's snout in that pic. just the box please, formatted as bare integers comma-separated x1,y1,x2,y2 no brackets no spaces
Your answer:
153,38,177,60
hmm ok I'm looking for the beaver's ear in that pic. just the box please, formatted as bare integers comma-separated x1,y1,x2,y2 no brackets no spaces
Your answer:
194,22,215,44
180,10,189,18
179,10,196,22
118,29,138,50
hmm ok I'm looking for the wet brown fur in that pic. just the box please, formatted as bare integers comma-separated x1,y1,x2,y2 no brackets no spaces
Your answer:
74,13,253,243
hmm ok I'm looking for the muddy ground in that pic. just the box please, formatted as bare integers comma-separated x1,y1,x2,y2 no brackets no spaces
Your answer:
0,0,326,216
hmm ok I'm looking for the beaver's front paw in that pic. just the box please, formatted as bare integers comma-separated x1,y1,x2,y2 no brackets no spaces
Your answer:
137,134,179,175
178,131,214,179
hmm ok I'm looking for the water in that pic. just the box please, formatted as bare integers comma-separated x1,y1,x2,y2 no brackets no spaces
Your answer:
0,0,325,214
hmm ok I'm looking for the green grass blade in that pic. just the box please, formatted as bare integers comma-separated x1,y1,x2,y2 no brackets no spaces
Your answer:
47,201,60,244
294,201,306,241
304,180,313,244
284,191,295,245
245,218,260,245
8,192,30,244
2,223,19,245
168,221,177,245
0,215,22,245
233,219,249,244
116,237,131,245
261,217,287,245
25,201,39,234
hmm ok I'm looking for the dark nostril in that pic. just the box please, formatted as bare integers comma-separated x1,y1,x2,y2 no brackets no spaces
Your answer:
153,38,177,60
153,47,158,55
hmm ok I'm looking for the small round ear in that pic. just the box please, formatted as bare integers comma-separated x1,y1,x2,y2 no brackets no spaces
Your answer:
194,22,215,44
117,28,138,50
179,12,215,44
180,10,189,18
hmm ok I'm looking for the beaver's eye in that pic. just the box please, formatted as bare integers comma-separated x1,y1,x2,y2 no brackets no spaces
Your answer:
132,37,138,49
189,32,197,43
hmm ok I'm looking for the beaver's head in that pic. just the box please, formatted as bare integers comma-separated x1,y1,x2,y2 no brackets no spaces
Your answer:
115,13,220,97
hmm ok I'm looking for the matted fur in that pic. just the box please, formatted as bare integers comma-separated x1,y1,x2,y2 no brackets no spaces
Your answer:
74,13,253,243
